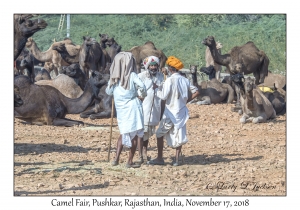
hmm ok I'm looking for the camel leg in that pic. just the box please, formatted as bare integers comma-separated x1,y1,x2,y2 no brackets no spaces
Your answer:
215,70,221,81
234,84,241,107
196,96,211,105
252,115,266,124
240,114,249,124
80,102,100,118
52,118,84,127
90,111,111,120
253,71,260,85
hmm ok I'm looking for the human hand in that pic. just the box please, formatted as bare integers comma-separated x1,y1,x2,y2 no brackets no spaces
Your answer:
152,82,158,90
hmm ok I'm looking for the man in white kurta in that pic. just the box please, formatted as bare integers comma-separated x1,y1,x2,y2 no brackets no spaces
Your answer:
137,56,164,163
105,52,147,168
148,56,199,166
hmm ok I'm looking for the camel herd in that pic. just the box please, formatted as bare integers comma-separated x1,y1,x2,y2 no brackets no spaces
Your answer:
13,15,286,127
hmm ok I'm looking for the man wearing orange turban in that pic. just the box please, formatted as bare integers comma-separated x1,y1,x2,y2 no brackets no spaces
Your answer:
148,56,199,166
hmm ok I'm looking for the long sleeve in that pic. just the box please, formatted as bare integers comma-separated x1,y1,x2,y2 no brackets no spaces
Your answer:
132,72,147,98
155,78,171,100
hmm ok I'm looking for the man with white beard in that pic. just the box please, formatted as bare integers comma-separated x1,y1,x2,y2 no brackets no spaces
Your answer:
137,56,164,164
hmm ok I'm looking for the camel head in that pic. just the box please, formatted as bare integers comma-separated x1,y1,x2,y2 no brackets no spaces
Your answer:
231,73,245,85
244,77,255,94
99,34,109,42
106,37,115,47
20,57,29,68
14,85,23,107
200,65,216,79
189,64,198,74
15,15,47,37
52,42,66,53
202,36,216,47
88,71,107,96
62,63,81,78
216,41,223,49
83,36,97,46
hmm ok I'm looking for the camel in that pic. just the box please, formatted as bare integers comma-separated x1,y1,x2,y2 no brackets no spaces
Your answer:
34,68,51,81
18,54,35,82
257,70,286,90
43,62,57,79
79,36,106,78
202,36,269,85
106,37,122,62
261,84,286,115
127,41,167,73
52,36,107,78
60,63,86,91
205,41,223,80
14,85,23,107
14,14,47,61
233,76,276,124
98,33,111,68
79,73,116,120
189,65,234,105
35,74,84,99
15,48,42,77
14,71,107,126
25,37,70,76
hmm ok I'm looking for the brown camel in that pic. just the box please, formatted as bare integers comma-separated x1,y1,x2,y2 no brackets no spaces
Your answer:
14,71,107,126
14,14,47,61
98,34,111,72
261,84,286,115
60,63,86,91
202,36,269,85
189,65,234,105
14,85,23,107
52,36,107,78
25,37,70,76
79,36,106,78
34,68,51,81
127,41,167,73
35,74,84,99
257,70,286,90
234,76,276,124
106,37,122,62
205,41,223,80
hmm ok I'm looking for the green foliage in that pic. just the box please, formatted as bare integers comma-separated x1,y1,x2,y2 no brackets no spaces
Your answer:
30,14,286,75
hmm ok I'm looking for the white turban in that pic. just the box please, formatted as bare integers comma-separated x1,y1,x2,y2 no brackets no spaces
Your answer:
143,56,160,70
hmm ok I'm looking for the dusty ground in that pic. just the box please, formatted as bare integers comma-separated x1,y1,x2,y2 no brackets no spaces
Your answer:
14,103,286,196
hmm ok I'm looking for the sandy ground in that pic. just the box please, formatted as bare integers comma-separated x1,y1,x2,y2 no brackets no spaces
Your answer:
14,103,286,196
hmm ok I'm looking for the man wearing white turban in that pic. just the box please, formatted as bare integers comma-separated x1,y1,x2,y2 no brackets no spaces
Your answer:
137,56,165,163
106,52,147,168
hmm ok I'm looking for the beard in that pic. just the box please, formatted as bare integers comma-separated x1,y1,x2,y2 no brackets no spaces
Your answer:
149,69,158,75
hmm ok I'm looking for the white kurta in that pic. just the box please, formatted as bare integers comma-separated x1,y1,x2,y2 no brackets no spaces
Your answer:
106,72,146,135
138,71,164,126
155,72,193,147
155,72,190,129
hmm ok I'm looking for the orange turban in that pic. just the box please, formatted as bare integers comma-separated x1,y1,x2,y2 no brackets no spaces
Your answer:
166,56,184,70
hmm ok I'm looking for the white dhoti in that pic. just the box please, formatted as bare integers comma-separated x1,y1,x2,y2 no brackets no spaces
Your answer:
122,129,144,148
155,115,188,148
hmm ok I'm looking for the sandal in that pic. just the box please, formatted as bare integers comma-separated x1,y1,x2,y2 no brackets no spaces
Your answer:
111,160,119,166
126,163,141,168
147,158,165,165
136,156,144,164
173,162,180,167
